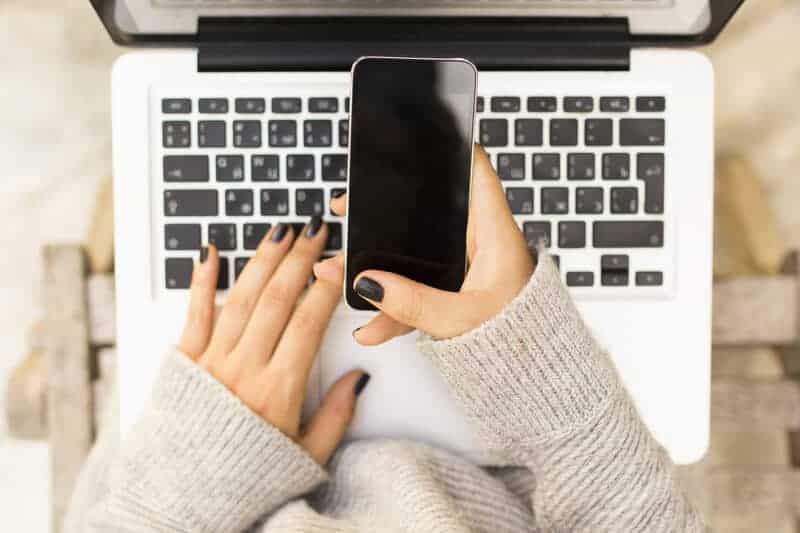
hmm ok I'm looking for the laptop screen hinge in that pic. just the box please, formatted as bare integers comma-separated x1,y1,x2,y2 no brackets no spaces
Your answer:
197,17,631,72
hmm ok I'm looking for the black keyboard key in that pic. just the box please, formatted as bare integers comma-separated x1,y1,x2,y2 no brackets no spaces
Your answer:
235,257,251,280
287,154,315,181
322,154,347,181
216,257,230,290
260,189,290,216
576,187,604,214
558,221,586,248
533,153,560,180
216,155,245,182
251,155,280,181
339,119,349,147
233,120,261,148
567,153,595,180
243,223,271,250
593,221,664,248
491,97,521,113
225,189,255,216
602,270,629,286
602,153,630,180
563,97,593,113
636,271,664,286
620,119,664,146
163,155,209,182
269,120,298,147
479,119,508,147
514,119,543,146
162,121,190,148
506,188,534,215
208,223,237,251
566,271,594,287
272,97,302,113
198,121,226,148
527,97,557,112
476,97,484,113
344,97,350,113
296,189,325,216
235,98,265,114
198,98,228,114
304,120,332,147
601,254,629,270
551,254,560,270
162,98,191,114
585,118,613,146
637,153,665,214
326,222,343,250
497,153,525,180
610,187,638,214
164,190,218,216
330,188,346,214
164,224,201,251
601,254,629,286
636,96,665,112
523,221,551,249
309,97,338,113
599,96,629,112
165,258,193,289
541,187,569,215
549,119,578,146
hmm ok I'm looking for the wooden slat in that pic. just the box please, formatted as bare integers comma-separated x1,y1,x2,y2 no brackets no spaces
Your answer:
712,276,798,346
87,273,115,346
712,379,800,430
710,467,800,515
85,176,114,274
44,245,93,533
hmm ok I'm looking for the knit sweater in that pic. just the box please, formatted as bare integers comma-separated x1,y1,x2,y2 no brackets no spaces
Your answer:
64,256,705,532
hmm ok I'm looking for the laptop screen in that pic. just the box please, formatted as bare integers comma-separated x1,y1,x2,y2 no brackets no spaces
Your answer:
108,0,712,37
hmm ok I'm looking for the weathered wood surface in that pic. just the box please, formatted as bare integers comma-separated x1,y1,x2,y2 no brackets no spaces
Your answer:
5,349,47,439
44,245,93,533
710,467,800,516
712,379,800,431
93,347,116,434
87,273,115,346
85,176,114,274
712,276,798,346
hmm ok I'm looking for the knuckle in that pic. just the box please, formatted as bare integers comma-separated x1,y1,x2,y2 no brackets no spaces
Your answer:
291,306,324,336
262,277,294,308
224,293,255,321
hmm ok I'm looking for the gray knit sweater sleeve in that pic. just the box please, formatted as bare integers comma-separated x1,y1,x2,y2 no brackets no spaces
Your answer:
418,255,705,532
82,350,327,533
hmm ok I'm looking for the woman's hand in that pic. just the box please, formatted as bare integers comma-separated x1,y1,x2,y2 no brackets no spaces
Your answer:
177,219,369,465
320,145,535,345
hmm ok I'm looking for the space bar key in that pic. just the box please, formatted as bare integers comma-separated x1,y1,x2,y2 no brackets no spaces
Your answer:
593,221,663,248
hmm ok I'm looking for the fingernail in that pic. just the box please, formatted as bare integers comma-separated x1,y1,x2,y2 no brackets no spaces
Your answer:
352,326,362,338
355,277,384,303
331,189,346,199
305,215,323,239
271,223,288,243
199,246,209,263
354,373,371,396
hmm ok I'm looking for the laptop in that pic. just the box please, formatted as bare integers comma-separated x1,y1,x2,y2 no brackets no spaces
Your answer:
92,0,743,465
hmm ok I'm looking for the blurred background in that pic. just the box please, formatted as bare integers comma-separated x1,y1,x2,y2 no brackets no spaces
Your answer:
1,0,798,531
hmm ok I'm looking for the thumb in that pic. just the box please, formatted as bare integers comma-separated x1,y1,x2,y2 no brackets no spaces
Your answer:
353,271,483,339
301,370,369,465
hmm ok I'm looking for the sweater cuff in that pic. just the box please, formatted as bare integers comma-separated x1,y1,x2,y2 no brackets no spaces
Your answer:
418,254,620,450
104,349,327,533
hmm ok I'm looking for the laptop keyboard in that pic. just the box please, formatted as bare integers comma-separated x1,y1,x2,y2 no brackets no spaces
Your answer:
156,88,668,296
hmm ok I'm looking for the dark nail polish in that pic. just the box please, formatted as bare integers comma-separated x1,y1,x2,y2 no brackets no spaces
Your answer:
352,326,362,338
331,189,346,199
271,223,288,243
354,373,371,396
305,215,323,239
355,277,384,303
199,247,209,263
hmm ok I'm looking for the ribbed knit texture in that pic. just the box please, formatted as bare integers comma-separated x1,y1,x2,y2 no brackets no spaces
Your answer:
66,255,705,533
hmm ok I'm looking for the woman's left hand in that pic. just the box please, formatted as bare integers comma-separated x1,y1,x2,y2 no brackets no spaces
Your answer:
177,219,369,466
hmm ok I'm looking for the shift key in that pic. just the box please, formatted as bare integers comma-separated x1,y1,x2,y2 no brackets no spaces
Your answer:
593,221,663,248
164,190,218,216
164,155,209,182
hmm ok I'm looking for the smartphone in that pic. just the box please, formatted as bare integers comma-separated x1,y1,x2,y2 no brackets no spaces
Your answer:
345,57,478,310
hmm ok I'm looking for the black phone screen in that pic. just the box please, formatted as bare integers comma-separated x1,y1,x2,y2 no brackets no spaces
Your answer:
345,57,477,310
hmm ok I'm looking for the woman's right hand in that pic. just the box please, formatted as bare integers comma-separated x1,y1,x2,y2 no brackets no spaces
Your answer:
316,145,536,345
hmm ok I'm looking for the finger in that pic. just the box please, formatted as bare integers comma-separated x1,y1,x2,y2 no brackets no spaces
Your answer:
178,246,219,360
301,371,369,465
201,224,294,362
352,312,413,346
330,193,347,217
469,145,517,248
353,271,484,339
232,217,328,369
312,254,344,285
